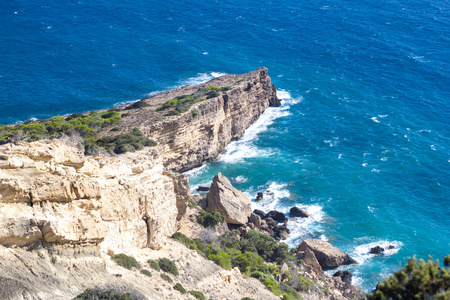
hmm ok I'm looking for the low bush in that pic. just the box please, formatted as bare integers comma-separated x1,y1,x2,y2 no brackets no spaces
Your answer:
188,290,205,300
125,100,149,110
112,253,140,270
206,245,231,270
191,110,199,117
158,258,179,276
171,232,205,255
280,282,303,299
140,269,151,277
251,271,282,296
0,111,121,146
197,210,225,228
96,128,157,154
160,273,173,283
147,259,160,271
173,283,187,294
74,287,139,300
367,255,450,300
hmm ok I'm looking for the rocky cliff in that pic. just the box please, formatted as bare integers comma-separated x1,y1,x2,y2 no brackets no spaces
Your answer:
0,69,362,300
107,67,279,172
0,69,283,299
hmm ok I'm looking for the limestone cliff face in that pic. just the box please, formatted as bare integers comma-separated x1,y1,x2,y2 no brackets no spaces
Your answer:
0,140,189,252
0,69,282,299
143,67,279,172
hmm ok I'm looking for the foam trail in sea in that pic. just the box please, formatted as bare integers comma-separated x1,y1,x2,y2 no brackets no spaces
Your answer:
218,89,300,164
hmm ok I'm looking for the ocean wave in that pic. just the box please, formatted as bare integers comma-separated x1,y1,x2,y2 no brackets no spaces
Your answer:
217,89,298,164
181,72,227,86
233,175,248,183
349,239,403,265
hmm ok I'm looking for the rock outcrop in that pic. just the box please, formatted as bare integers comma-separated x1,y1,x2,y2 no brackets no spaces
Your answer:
290,206,310,218
297,239,357,269
0,140,189,251
203,173,252,225
108,68,279,172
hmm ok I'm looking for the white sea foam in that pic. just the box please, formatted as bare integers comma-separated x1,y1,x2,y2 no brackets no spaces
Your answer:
233,175,248,183
185,163,209,179
351,239,403,264
284,204,326,247
182,72,227,86
371,117,380,123
249,182,291,212
217,89,298,164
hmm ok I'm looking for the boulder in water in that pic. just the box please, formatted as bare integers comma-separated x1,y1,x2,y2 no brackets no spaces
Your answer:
370,246,385,254
265,210,287,223
290,207,310,218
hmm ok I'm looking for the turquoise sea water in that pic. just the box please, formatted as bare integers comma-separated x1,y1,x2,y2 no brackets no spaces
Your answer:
1,0,449,291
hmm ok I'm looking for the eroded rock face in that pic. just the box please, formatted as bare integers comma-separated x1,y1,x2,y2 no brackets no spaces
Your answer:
144,68,279,172
205,173,251,225
0,140,190,251
297,239,357,270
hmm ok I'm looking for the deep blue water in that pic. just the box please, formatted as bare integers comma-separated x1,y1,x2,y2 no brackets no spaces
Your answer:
1,0,449,291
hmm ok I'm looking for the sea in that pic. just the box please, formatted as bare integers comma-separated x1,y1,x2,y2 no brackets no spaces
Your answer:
1,0,449,292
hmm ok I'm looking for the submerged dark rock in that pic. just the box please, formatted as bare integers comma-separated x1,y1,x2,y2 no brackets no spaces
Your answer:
256,192,264,201
370,246,385,254
290,207,310,218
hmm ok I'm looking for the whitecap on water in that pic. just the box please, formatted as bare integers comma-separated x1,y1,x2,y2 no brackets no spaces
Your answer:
371,117,380,123
217,89,298,164
233,175,248,183
351,240,403,264
182,72,228,86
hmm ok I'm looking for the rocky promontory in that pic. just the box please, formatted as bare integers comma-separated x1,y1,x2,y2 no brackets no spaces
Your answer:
0,69,363,300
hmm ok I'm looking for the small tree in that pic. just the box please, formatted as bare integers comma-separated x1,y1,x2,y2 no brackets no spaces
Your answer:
367,255,450,300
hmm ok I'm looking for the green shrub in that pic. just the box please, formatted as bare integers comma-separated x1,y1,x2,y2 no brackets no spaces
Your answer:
110,127,121,132
233,251,264,273
125,100,149,110
280,282,302,300
367,255,450,300
160,273,173,283
140,269,151,277
206,245,231,270
0,111,122,145
197,210,225,228
241,230,289,263
158,258,179,276
173,283,187,294
171,232,205,255
147,259,160,271
188,290,205,300
191,110,199,117
251,271,282,296
112,253,140,270
96,128,157,154
73,287,139,300
241,298,255,300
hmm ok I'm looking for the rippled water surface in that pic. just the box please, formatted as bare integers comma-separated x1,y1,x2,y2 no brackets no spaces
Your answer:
1,0,449,291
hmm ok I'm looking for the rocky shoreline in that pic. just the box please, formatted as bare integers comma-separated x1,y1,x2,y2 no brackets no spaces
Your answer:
0,69,364,299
